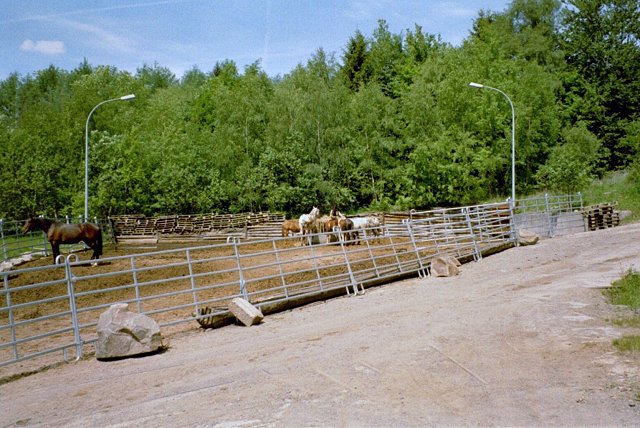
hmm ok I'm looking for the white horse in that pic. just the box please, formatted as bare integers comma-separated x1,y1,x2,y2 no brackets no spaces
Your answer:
299,206,320,242
351,216,383,242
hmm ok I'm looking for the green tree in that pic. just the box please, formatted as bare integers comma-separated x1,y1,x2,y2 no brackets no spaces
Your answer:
341,30,369,91
535,123,601,192
560,0,640,169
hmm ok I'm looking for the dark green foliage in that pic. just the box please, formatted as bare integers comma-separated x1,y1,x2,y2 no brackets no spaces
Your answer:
0,1,638,220
560,0,640,170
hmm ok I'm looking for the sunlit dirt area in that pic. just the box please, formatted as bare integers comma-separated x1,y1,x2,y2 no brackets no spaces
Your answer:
2,223,640,426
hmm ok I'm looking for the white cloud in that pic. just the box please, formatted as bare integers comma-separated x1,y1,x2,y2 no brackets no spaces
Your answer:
20,39,65,55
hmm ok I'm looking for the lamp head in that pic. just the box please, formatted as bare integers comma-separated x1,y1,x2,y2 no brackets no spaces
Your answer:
468,82,484,88
120,94,136,100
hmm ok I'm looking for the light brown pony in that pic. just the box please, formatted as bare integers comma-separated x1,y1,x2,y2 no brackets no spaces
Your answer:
325,216,357,245
281,219,301,237
23,216,103,264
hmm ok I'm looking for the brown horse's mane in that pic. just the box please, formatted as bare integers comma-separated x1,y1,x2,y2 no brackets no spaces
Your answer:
33,217,55,233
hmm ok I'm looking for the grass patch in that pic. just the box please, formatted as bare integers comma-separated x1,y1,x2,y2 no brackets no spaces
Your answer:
604,269,640,353
581,170,640,223
612,336,640,352
603,268,640,309
612,317,640,328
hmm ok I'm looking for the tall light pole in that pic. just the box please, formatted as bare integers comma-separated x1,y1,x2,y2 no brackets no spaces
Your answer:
468,82,516,208
84,94,135,221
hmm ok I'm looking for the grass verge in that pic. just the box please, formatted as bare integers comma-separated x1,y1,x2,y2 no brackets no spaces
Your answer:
603,268,640,352
582,170,640,224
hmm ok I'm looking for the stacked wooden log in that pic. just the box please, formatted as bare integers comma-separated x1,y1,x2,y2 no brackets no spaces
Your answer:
581,203,620,231
109,212,285,239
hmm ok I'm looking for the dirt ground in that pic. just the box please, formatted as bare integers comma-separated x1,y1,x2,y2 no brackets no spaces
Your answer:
2,222,640,427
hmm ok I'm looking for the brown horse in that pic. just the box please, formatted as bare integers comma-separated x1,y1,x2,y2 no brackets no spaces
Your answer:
23,217,103,264
325,216,357,244
281,219,301,237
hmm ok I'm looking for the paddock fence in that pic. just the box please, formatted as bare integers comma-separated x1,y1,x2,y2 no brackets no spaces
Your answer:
0,194,617,372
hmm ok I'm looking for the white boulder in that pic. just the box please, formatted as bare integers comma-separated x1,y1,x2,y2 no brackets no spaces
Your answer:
96,303,163,360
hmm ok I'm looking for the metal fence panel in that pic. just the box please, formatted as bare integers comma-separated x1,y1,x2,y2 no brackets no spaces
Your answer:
1,195,591,370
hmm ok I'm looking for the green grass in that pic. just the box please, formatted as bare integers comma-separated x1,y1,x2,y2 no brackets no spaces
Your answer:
603,269,640,309
604,269,640,353
612,336,640,352
612,317,640,328
581,170,640,223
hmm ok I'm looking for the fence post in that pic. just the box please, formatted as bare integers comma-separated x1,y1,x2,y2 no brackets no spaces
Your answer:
41,228,49,256
464,208,481,261
130,257,142,313
186,249,199,314
336,227,361,295
306,235,324,291
232,240,248,300
272,240,289,298
577,192,583,210
3,272,19,361
545,193,554,237
0,219,7,261
64,255,83,362
508,203,519,247
403,219,428,278
362,228,380,277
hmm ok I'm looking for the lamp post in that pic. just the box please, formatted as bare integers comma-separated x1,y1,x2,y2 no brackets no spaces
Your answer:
84,94,135,221
468,82,516,208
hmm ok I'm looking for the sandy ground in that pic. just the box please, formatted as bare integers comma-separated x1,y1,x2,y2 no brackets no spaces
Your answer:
2,222,640,427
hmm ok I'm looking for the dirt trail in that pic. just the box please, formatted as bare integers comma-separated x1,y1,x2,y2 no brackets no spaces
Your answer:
2,223,640,427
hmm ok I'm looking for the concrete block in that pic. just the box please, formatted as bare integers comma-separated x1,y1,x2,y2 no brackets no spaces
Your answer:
228,297,264,326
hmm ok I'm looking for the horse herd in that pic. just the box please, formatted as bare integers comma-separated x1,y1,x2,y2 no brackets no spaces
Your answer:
282,207,382,245
21,209,382,265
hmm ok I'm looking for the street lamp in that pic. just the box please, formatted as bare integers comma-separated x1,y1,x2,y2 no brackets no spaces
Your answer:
468,82,516,208
84,94,135,220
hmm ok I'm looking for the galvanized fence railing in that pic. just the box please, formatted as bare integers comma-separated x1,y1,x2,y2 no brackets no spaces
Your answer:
2,194,594,371
514,193,585,237
1,201,517,371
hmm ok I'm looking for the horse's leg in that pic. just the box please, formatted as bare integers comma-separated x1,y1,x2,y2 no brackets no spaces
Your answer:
84,239,97,260
50,241,60,264
86,237,102,260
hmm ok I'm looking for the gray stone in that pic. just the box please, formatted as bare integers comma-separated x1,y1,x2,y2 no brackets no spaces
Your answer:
96,303,163,359
228,297,264,326
430,256,460,277
518,229,540,246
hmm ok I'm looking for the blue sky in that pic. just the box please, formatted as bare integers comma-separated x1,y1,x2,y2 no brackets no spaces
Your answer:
1,0,511,80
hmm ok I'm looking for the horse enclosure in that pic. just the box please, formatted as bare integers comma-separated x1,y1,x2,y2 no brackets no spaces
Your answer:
1,194,600,374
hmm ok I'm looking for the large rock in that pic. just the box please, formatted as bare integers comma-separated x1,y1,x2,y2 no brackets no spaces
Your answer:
430,255,460,277
518,228,540,246
96,303,163,360
228,297,264,326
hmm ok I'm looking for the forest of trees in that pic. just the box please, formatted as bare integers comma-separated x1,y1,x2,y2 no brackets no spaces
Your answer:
0,0,638,220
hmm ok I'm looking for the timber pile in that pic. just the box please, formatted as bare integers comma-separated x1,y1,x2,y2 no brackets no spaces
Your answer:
109,212,285,238
110,215,156,236
246,221,285,239
581,203,620,231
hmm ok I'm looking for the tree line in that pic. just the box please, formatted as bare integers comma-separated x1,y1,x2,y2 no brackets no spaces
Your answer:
0,0,638,220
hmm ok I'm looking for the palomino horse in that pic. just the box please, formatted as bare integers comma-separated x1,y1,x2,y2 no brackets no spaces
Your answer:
298,206,320,243
281,219,301,237
23,217,103,264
